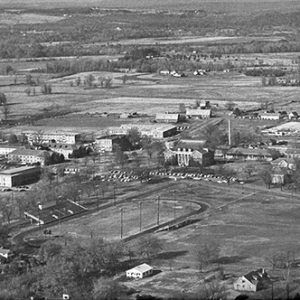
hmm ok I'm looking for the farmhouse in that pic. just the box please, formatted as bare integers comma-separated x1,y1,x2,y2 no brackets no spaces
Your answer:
271,157,296,170
165,139,214,167
186,108,211,119
233,268,271,292
0,166,41,188
126,263,153,279
259,112,280,121
8,149,49,166
155,113,179,123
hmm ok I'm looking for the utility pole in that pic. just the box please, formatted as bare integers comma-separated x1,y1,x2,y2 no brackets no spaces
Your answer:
113,183,116,206
139,201,142,232
120,208,124,239
157,196,160,226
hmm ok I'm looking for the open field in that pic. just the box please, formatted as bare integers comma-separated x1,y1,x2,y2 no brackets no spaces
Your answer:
92,35,286,47
1,69,299,134
1,0,299,13
0,13,64,25
121,180,300,298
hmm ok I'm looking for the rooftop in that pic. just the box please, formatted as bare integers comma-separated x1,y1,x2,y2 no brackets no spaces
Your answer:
127,263,153,273
227,147,273,156
9,149,48,158
244,268,270,285
0,166,40,175
267,122,300,132
121,123,176,132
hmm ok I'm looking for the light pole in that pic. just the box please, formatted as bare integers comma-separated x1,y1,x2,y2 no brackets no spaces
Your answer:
157,196,160,226
139,201,142,232
120,208,124,239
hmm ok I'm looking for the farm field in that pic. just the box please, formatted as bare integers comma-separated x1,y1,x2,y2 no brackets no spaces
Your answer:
2,71,299,122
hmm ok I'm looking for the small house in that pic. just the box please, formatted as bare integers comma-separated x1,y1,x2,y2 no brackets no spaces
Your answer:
126,263,153,279
0,247,13,260
233,268,271,292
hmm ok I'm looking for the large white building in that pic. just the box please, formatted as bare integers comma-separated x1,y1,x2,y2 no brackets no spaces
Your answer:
8,149,49,166
108,124,177,139
24,131,81,145
0,166,41,187
186,108,211,119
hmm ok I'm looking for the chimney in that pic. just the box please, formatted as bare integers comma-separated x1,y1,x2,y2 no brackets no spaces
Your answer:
228,119,232,146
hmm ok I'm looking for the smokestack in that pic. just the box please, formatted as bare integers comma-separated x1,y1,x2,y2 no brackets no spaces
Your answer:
228,118,231,146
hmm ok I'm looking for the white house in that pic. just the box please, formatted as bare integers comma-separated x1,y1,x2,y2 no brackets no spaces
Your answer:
260,112,280,121
0,247,12,259
126,263,153,279
233,268,270,292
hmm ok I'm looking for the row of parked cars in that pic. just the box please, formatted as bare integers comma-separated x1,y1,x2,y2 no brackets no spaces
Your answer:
1,185,30,192
149,170,238,184
94,170,139,183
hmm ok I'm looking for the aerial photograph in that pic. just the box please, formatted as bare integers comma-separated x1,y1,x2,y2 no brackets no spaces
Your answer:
0,0,299,299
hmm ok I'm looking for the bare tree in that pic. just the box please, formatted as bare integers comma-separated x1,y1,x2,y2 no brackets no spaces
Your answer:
197,280,227,300
195,241,220,272
1,102,10,120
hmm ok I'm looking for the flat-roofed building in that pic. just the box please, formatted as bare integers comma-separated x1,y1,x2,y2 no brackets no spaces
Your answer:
0,166,41,187
186,108,211,119
260,112,281,120
155,113,179,123
8,149,49,166
120,124,177,139
24,131,82,145
45,142,76,159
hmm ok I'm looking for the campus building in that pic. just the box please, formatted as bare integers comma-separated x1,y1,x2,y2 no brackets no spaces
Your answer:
0,166,41,187
24,131,82,145
8,149,49,166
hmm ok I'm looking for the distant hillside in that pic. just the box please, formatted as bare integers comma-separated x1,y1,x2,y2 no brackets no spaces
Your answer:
1,0,299,13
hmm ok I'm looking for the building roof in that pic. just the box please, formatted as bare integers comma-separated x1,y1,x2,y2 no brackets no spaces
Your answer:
155,113,179,122
260,113,280,117
127,263,153,274
0,166,40,175
267,122,300,132
46,143,76,151
9,149,48,158
121,123,176,132
0,145,21,149
0,248,11,257
176,139,207,152
271,157,296,165
227,147,272,157
243,268,270,285
186,108,211,116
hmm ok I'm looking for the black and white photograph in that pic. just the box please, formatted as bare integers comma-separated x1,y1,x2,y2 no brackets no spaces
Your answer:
0,0,299,299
